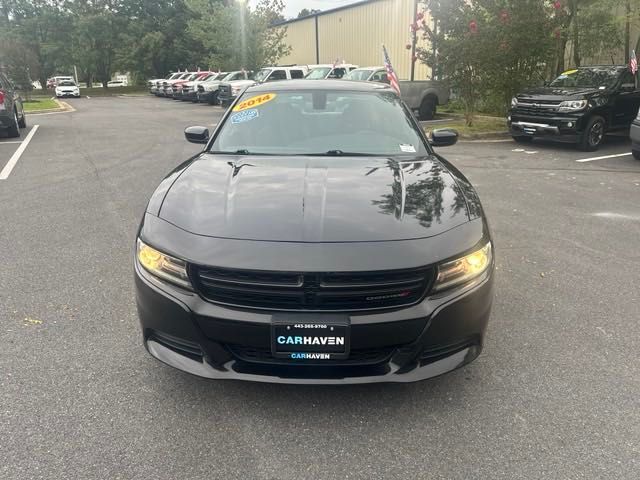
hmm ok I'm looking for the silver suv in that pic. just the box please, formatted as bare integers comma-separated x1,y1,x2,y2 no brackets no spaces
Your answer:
0,72,27,138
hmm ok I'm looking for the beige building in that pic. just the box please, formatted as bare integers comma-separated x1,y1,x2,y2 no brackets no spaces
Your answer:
275,0,432,80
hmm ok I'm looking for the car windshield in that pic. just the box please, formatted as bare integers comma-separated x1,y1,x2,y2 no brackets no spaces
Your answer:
549,67,624,88
253,69,271,82
222,72,243,82
59,81,76,86
346,69,373,81
306,67,331,79
210,89,430,156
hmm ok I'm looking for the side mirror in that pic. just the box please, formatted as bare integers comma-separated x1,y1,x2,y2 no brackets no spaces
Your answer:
429,128,459,147
184,126,209,144
621,83,635,92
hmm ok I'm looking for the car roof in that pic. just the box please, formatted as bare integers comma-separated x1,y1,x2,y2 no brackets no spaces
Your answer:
352,66,384,70
247,79,394,93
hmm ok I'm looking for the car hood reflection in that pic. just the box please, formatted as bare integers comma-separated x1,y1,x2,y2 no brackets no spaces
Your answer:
157,154,472,242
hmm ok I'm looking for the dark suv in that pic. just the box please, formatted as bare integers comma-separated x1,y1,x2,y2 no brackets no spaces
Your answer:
0,72,27,138
508,66,640,151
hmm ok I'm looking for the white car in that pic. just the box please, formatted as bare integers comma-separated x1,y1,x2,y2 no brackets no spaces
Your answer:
55,80,81,98
107,80,127,88
218,66,309,106
305,64,359,80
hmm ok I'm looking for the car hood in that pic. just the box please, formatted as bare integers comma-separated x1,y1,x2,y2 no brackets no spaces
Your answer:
157,154,472,242
517,86,604,101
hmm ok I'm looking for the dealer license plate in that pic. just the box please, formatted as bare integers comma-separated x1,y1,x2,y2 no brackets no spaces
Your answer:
271,322,350,360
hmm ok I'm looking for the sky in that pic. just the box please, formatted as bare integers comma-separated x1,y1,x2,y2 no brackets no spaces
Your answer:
252,0,360,20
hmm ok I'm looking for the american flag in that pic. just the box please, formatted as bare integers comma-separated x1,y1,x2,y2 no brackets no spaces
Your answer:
383,45,401,96
630,50,638,75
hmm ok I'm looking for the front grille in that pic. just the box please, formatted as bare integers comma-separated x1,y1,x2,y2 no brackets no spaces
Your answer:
192,266,434,311
228,344,395,365
513,100,561,117
218,85,231,98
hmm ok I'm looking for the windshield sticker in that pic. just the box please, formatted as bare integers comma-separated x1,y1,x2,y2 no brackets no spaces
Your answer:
233,93,276,112
231,109,259,124
399,144,416,153
561,69,578,75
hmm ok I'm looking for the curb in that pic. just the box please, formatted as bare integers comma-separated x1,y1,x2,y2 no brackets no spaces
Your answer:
25,98,75,115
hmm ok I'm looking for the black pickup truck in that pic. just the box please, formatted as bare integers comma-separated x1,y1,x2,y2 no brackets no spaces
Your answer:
508,65,640,151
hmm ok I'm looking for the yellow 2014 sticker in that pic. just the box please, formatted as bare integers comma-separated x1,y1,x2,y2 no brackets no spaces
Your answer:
561,69,578,75
233,93,277,112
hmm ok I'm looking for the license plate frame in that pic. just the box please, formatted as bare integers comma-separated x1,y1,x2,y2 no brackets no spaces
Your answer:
271,316,350,361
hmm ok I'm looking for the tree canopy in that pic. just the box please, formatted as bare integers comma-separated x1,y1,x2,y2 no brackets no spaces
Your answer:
0,0,289,88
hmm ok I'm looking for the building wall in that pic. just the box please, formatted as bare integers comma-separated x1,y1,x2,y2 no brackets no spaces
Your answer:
277,0,432,80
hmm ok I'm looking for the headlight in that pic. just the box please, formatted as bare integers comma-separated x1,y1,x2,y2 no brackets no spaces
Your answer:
511,97,518,107
136,239,192,289
558,100,587,112
231,87,242,95
432,242,492,292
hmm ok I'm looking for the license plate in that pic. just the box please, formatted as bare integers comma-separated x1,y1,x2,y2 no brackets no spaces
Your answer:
272,322,350,360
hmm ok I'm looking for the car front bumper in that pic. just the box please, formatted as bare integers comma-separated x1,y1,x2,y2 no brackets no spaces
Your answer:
508,111,585,142
56,91,80,97
135,258,494,384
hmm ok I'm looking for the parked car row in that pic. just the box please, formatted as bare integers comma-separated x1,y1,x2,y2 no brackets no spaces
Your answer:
147,64,449,120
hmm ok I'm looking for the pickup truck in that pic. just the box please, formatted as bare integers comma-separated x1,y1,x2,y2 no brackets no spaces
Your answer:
197,71,248,105
508,65,640,151
217,66,309,107
344,66,449,120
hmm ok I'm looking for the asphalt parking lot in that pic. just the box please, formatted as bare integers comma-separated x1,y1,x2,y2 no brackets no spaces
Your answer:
1,96,639,479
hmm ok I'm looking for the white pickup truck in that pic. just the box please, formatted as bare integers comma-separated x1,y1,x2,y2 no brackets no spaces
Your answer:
345,66,449,120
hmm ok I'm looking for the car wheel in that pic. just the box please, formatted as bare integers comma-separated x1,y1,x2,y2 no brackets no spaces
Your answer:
512,136,533,144
7,109,20,138
18,109,27,128
419,97,437,120
208,92,218,105
578,115,605,152
633,150,640,160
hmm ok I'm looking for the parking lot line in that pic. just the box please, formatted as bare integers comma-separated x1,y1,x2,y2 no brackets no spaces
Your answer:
575,152,632,162
0,140,23,145
0,125,39,180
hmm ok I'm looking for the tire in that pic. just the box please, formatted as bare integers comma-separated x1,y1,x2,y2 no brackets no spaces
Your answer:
208,92,218,106
633,150,640,160
7,109,20,138
18,109,26,128
512,136,533,144
419,97,437,120
578,115,606,151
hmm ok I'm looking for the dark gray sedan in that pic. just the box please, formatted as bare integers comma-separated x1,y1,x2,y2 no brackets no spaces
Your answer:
0,71,27,138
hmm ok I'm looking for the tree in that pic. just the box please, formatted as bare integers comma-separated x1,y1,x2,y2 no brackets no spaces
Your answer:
297,8,320,18
187,0,290,71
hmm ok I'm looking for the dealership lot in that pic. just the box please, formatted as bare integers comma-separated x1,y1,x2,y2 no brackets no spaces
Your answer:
1,97,639,479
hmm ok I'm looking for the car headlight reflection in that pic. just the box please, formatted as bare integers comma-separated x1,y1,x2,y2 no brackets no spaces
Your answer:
433,242,492,292
137,239,192,289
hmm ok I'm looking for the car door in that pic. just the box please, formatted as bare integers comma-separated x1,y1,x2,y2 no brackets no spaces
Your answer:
614,70,640,126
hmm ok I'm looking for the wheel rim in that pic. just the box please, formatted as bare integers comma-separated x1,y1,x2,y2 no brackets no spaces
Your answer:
589,121,604,146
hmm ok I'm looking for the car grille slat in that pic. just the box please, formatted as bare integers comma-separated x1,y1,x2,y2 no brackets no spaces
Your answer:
192,266,434,311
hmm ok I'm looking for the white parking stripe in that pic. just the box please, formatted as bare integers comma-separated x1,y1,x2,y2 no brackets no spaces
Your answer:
0,141,23,145
575,152,632,162
0,125,39,180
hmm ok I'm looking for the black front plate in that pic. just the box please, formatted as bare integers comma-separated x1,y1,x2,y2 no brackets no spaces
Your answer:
272,320,350,360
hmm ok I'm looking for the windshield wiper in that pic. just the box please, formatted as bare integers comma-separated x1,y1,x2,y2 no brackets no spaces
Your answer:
305,150,374,156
